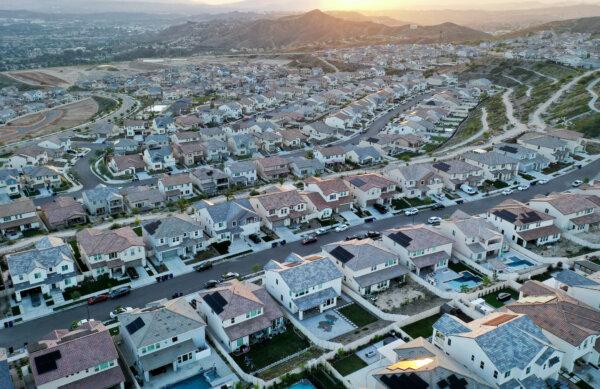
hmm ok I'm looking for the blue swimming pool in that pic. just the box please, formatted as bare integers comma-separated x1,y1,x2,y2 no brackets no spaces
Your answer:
445,271,482,291
288,379,318,389
507,256,534,270
167,374,211,389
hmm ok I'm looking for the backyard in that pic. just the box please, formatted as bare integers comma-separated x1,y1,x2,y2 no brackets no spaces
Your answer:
330,352,368,376
338,303,378,328
482,288,520,308
400,312,443,339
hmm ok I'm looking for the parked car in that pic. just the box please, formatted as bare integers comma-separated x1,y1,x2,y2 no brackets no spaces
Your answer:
427,216,442,225
248,234,261,244
497,292,512,302
31,293,42,307
301,236,318,245
404,208,418,216
335,223,349,232
430,203,445,211
572,180,583,187
367,231,382,239
501,188,514,195
315,227,331,235
194,262,213,272
517,184,530,191
109,286,131,299
172,292,184,299
373,203,388,214
364,216,376,223
537,179,548,185
460,183,477,195
345,234,361,241
221,272,240,281
205,280,219,289
110,306,133,319
126,267,139,280
87,293,109,305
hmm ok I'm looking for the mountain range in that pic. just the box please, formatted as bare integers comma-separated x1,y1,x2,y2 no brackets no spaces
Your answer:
503,16,600,37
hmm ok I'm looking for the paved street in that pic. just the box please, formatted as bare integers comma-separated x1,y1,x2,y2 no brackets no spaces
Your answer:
2,157,597,350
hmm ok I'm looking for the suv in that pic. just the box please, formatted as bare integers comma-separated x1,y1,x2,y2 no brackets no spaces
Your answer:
109,286,131,299
373,203,388,214
194,262,213,272
126,267,139,280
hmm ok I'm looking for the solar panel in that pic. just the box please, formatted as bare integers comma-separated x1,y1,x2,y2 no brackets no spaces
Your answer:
499,145,517,154
381,373,429,389
125,317,145,335
433,162,450,172
350,178,366,187
34,350,61,374
493,209,516,223
330,246,354,263
389,231,413,248
447,374,468,389
203,292,227,314
521,211,541,224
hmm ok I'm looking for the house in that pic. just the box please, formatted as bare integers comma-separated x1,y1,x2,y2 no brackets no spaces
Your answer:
279,129,307,149
507,281,600,371
249,189,310,229
228,134,258,157
119,298,209,383
517,133,569,163
431,160,484,190
28,320,124,389
382,225,453,276
542,269,600,310
494,143,550,172
345,145,383,165
143,215,205,262
194,199,260,242
432,312,563,387
76,227,146,278
158,173,195,200
264,253,343,320
303,176,352,219
197,280,285,352
38,135,71,151
486,199,561,248
151,115,177,134
439,210,504,262
254,156,290,181
314,146,346,165
369,337,492,389
343,173,398,209
7,237,77,302
301,121,340,141
7,145,48,169
462,151,520,182
172,130,201,144
224,160,257,186
218,102,242,119
323,238,408,296
547,128,585,154
288,157,324,178
0,198,42,237
113,138,140,155
201,139,229,163
82,185,125,216
108,154,145,177
124,119,146,137
142,146,176,171
528,192,600,233
384,163,443,199
172,141,204,166
0,168,21,196
21,166,62,190
40,196,86,230
122,185,166,211
190,167,230,195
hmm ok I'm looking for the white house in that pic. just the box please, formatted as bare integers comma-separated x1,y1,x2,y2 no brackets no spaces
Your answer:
193,199,260,242
528,192,600,233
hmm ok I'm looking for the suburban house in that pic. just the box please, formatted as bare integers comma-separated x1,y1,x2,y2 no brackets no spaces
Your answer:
485,199,561,248
200,139,229,163
383,225,453,276
143,215,205,262
157,173,195,200
113,138,140,155
124,119,146,136
0,168,21,196
432,312,563,388
264,253,343,320
517,133,569,163
197,280,285,352
343,173,398,209
7,237,77,302
548,128,585,154
542,269,600,310
7,146,48,169
228,134,258,157
301,121,340,141
119,298,209,383
122,186,166,211
40,196,86,231
82,185,125,216
193,199,260,242
76,227,146,278
384,163,443,199
345,145,383,165
108,154,145,177
172,141,204,166
431,160,484,190
0,198,42,237
254,156,290,181
323,238,409,296
494,143,550,172
288,157,325,178
439,210,505,262
143,146,176,171
224,160,257,186
462,151,520,182
28,320,124,389
507,280,600,371
303,176,352,219
21,166,61,190
249,188,310,229
369,337,492,389
190,167,230,195
314,146,347,165
528,192,600,232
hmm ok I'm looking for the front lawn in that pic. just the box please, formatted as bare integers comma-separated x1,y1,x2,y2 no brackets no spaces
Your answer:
330,353,368,376
232,329,310,372
338,303,378,328
401,313,443,339
483,179,509,190
482,288,519,308
392,197,433,210
63,274,128,301
542,162,571,175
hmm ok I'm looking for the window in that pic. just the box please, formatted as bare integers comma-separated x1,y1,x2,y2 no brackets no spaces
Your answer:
61,265,69,271
493,371,498,379
172,336,178,343
505,371,510,378
480,361,485,369
526,367,531,375
447,339,451,346
34,272,41,279
471,355,474,362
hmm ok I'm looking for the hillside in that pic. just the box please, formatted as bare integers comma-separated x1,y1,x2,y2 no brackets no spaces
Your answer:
502,16,600,38
158,9,490,50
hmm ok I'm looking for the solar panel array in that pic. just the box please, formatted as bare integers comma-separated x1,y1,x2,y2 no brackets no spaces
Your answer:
432,162,450,172
438,374,468,389
203,292,227,314
499,145,517,154
521,211,541,224
389,231,413,248
34,350,62,374
329,246,354,263
350,178,366,187
493,209,517,223
125,317,145,335
380,373,429,389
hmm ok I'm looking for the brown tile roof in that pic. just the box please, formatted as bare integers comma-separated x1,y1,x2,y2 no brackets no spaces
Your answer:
40,197,86,226
517,224,561,242
76,227,143,256
111,154,145,171
531,193,600,215
305,176,349,195
0,197,36,218
253,189,306,211
303,191,352,212
159,172,193,186
344,173,395,191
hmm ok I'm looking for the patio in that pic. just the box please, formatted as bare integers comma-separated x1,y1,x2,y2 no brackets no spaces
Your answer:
300,309,356,340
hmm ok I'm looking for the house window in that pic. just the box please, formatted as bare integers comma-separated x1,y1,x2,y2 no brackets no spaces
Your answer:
480,361,484,369
447,339,451,346
493,371,498,379
526,367,531,375
505,371,510,378
61,265,69,271
172,336,178,343
471,355,474,362
34,273,41,279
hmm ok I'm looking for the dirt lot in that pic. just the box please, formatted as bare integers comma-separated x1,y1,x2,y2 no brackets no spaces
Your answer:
6,71,69,87
373,278,449,315
0,98,98,145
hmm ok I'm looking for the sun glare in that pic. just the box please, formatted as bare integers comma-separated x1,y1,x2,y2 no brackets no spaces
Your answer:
323,0,398,10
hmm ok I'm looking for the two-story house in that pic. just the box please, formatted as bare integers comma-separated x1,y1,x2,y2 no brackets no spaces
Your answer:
344,173,398,209
142,146,176,171
529,192,600,233
40,196,87,231
431,160,484,190
193,199,260,242
0,168,21,196
249,189,311,229
494,143,550,172
21,166,61,190
82,185,125,216
288,157,325,178
227,134,258,157
143,215,205,262
76,227,146,278
190,167,230,196
157,173,195,200
224,160,257,186
254,156,290,181
303,177,352,219
264,253,343,320
384,163,444,199
0,198,42,237
172,140,205,167
462,151,520,183
314,146,347,165
517,133,569,163
122,185,166,212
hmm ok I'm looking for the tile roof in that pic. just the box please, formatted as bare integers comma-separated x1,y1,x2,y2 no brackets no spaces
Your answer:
530,193,600,215
553,269,599,287
253,188,306,211
345,173,395,191
194,199,256,225
323,239,398,271
7,237,72,276
143,215,201,238
40,197,86,226
0,197,36,218
76,227,143,256
386,225,453,251
305,176,349,196
433,313,470,335
463,150,519,166
159,172,192,187
490,199,554,226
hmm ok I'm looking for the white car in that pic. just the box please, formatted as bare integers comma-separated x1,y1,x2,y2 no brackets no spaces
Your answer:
537,179,548,184
427,216,442,225
335,224,349,232
404,208,419,216
572,180,583,187
501,188,514,195
517,184,530,191
109,307,133,319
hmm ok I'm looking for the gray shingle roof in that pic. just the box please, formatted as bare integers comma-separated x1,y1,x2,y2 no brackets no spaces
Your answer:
554,269,599,287
433,313,470,335
463,150,519,166
267,254,342,292
194,199,256,225
323,239,397,271
7,237,73,276
143,215,201,239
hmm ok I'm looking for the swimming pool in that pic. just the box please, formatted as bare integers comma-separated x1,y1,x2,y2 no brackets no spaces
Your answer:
506,256,534,271
167,374,211,389
445,271,482,291
288,379,318,389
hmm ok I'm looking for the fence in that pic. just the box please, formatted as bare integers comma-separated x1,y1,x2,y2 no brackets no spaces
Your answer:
341,286,407,322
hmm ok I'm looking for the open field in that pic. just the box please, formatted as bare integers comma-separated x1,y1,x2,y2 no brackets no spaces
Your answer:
5,71,69,87
547,72,599,122
0,98,98,144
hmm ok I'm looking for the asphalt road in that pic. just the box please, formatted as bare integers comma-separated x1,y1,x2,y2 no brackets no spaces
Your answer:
2,158,597,350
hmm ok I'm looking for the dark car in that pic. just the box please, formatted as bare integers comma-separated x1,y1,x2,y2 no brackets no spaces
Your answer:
205,280,219,289
126,267,139,280
301,236,318,245
31,293,41,307
172,292,184,299
497,292,512,302
364,216,376,223
194,262,213,272
430,203,445,211
345,234,363,241
367,231,382,239
87,293,109,305
248,234,261,244
109,286,131,299
373,203,388,214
